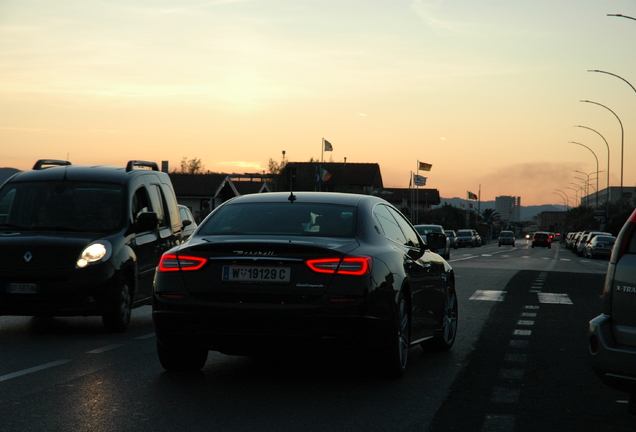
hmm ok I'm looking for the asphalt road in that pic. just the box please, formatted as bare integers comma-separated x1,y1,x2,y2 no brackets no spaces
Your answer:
0,240,633,431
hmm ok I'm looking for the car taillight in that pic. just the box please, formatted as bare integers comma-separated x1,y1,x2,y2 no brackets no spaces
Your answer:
158,254,207,272
306,257,371,275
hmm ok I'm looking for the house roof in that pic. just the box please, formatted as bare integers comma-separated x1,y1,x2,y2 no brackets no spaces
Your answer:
232,181,271,195
168,173,238,197
283,162,383,190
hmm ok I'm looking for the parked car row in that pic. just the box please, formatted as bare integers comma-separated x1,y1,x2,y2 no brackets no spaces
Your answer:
564,230,615,259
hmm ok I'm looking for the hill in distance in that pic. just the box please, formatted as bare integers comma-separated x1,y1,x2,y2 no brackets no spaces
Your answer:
436,197,563,222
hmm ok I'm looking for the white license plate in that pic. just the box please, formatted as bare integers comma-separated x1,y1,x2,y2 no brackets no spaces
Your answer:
7,283,39,294
222,266,291,283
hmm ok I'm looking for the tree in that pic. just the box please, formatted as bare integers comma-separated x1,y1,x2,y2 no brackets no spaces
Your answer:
177,157,205,174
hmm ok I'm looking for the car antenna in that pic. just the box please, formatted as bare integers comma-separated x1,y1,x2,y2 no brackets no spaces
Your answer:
288,166,296,202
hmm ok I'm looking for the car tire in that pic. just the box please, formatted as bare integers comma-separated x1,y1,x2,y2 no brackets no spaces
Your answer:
422,284,458,352
102,280,132,333
157,340,209,372
383,292,410,379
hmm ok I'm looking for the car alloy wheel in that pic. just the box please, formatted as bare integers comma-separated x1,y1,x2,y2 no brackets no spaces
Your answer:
103,281,132,333
384,292,410,378
423,284,458,351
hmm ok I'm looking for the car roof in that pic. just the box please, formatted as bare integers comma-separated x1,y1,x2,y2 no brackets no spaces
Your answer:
8,162,171,186
222,191,378,206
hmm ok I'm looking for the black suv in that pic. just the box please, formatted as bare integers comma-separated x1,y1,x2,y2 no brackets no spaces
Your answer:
0,159,182,331
531,231,551,249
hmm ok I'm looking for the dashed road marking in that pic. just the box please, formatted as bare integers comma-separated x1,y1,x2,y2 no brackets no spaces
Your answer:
0,360,71,382
538,293,573,304
87,344,124,354
469,290,507,301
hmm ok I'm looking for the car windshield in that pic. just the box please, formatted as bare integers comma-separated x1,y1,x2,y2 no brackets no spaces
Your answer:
457,230,472,236
415,226,442,235
0,180,125,232
199,202,357,237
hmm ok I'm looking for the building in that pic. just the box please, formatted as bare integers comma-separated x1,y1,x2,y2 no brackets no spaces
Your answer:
495,196,521,223
580,186,636,208
280,162,383,194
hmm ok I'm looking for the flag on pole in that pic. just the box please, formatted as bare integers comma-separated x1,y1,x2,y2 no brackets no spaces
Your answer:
413,174,427,186
418,161,432,171
320,167,331,182
324,140,333,151
467,191,478,200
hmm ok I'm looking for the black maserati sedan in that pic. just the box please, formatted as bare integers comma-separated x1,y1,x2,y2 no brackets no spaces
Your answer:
152,192,457,377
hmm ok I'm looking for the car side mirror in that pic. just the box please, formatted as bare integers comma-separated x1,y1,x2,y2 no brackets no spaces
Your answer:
182,219,192,228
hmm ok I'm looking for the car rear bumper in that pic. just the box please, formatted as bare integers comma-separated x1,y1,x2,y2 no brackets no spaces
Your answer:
590,314,636,394
153,297,393,355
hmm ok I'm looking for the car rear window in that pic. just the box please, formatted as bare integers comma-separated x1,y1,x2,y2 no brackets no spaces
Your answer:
199,202,357,237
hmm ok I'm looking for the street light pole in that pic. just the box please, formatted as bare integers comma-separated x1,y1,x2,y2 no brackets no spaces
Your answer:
607,14,636,21
574,125,609,210
554,189,570,210
566,186,583,207
568,141,599,208
587,70,636,203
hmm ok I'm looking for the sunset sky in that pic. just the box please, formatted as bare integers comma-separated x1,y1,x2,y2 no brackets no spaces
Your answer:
2,0,636,206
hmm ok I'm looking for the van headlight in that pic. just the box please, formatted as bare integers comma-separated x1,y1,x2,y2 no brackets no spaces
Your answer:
77,242,111,268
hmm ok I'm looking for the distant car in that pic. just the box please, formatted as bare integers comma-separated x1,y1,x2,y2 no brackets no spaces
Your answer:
474,230,483,247
577,231,613,257
498,231,516,247
584,235,616,260
414,224,450,259
446,230,458,249
153,192,458,377
456,229,477,247
178,204,198,242
531,232,551,248
589,208,636,415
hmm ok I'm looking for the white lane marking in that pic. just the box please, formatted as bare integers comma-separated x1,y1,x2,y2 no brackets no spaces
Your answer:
469,290,507,301
481,414,516,432
521,313,537,318
538,293,573,305
491,387,520,403
499,369,525,380
87,344,124,354
524,305,539,310
0,360,71,382
135,333,155,340
517,320,535,326
514,330,532,336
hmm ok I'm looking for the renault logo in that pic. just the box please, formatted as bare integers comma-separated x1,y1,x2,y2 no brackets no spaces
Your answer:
23,251,33,263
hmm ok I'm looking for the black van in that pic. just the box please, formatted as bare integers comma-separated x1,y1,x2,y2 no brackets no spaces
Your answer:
0,159,182,331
